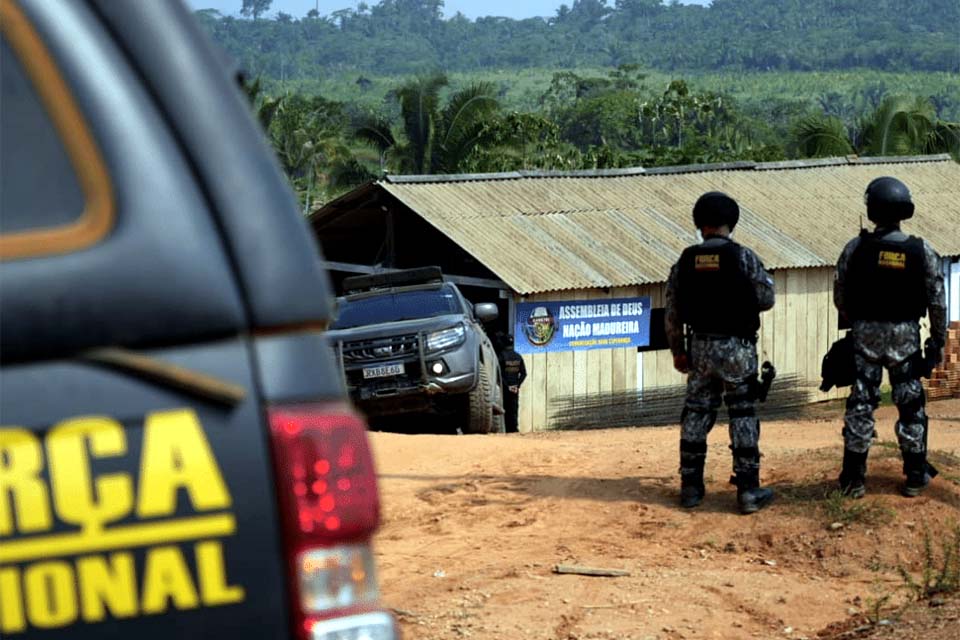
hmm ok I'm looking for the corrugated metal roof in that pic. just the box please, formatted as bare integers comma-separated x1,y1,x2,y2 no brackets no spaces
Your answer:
316,155,960,294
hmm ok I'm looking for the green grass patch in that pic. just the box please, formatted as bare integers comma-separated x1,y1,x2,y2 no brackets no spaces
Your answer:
899,522,960,601
777,482,895,527
822,490,896,527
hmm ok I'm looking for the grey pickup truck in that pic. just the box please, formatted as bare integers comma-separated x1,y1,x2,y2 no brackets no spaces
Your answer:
327,268,505,434
0,1,397,639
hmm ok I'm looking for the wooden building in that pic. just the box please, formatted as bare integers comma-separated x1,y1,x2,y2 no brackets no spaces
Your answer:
311,155,960,432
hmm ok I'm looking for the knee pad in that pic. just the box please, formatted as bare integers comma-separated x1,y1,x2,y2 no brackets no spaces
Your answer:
680,439,708,454
728,406,756,419
724,391,752,407
897,397,926,425
731,446,760,461
898,393,926,412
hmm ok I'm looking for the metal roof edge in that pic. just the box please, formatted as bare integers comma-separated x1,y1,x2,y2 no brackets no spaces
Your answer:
377,154,955,186
385,171,524,184
384,167,651,183
755,157,850,170
518,167,648,178
852,153,954,165
755,154,955,171
642,160,756,175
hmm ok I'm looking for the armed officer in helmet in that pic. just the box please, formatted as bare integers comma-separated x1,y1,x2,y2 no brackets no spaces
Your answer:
664,192,776,514
835,177,946,499
496,332,527,433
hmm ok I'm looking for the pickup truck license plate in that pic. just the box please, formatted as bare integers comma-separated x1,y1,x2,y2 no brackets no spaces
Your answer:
363,363,405,379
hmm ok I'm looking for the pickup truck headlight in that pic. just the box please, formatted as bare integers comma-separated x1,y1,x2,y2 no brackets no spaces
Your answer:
425,325,466,353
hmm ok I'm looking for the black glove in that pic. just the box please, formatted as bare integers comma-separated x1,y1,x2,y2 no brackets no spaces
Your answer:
922,337,944,377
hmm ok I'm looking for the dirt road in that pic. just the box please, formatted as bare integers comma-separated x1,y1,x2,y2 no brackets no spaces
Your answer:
370,400,960,640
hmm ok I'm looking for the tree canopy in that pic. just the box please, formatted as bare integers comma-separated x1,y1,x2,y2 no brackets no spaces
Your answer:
196,0,960,79
217,1,960,209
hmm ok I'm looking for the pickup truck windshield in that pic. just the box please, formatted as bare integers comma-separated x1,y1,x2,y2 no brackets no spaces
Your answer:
333,288,463,329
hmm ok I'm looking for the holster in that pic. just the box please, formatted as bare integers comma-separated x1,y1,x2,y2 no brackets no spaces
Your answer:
916,338,942,379
757,361,776,402
820,332,856,392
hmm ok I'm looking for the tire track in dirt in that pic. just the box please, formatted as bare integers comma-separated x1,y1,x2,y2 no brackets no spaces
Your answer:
372,400,960,640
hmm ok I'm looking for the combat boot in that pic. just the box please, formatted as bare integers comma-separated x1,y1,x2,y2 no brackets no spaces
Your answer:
838,448,867,499
901,451,931,498
679,440,706,508
681,475,705,508
734,470,774,515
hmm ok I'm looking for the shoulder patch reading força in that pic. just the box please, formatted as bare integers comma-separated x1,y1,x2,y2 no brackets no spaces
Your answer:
877,250,907,270
695,254,721,271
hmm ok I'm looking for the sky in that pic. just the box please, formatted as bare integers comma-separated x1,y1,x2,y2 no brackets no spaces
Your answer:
186,0,711,21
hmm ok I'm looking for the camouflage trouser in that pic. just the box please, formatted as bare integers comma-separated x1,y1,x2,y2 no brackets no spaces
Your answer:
680,336,760,478
843,352,927,455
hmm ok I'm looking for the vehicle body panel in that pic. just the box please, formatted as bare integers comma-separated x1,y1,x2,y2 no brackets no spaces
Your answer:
0,341,290,639
0,1,386,638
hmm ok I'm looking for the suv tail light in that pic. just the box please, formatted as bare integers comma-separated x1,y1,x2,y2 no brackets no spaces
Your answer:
268,403,398,640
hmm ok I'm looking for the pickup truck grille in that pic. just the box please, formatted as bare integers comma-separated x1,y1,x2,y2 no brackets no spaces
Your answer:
342,334,419,363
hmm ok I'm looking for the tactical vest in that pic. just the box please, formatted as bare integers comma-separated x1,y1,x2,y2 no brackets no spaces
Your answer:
502,352,524,386
845,233,927,322
677,239,760,338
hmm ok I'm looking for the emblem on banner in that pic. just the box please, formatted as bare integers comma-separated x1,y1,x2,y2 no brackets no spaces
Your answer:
524,306,557,347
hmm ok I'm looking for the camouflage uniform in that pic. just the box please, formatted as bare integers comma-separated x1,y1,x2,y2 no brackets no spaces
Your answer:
665,238,776,483
834,228,947,456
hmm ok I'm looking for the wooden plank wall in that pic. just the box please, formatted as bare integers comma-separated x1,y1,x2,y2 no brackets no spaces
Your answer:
518,267,851,432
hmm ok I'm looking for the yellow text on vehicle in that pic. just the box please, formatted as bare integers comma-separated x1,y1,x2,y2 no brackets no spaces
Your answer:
0,409,245,634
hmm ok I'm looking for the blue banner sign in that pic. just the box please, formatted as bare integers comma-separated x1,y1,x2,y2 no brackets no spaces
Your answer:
515,297,651,354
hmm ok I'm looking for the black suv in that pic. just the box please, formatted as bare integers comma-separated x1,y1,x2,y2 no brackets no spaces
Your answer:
327,268,505,434
0,1,396,639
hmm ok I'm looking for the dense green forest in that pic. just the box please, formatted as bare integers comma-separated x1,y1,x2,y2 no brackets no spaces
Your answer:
198,0,959,77
197,1,960,208
243,67,960,209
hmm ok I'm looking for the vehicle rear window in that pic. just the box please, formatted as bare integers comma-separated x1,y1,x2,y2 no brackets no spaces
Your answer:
0,38,84,234
333,288,462,329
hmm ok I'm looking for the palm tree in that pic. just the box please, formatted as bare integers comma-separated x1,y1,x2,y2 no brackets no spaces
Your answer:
859,95,938,156
792,95,959,159
433,81,500,172
791,114,854,158
393,73,447,173
354,115,397,172
242,77,283,130
354,74,500,175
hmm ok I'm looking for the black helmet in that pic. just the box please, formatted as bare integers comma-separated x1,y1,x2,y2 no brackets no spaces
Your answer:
692,191,740,230
865,177,914,223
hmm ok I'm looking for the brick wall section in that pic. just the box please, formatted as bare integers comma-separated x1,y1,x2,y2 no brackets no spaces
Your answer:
926,321,960,400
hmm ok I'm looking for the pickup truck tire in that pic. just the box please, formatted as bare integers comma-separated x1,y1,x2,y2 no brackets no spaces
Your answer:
491,374,505,434
491,410,505,434
464,362,497,434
